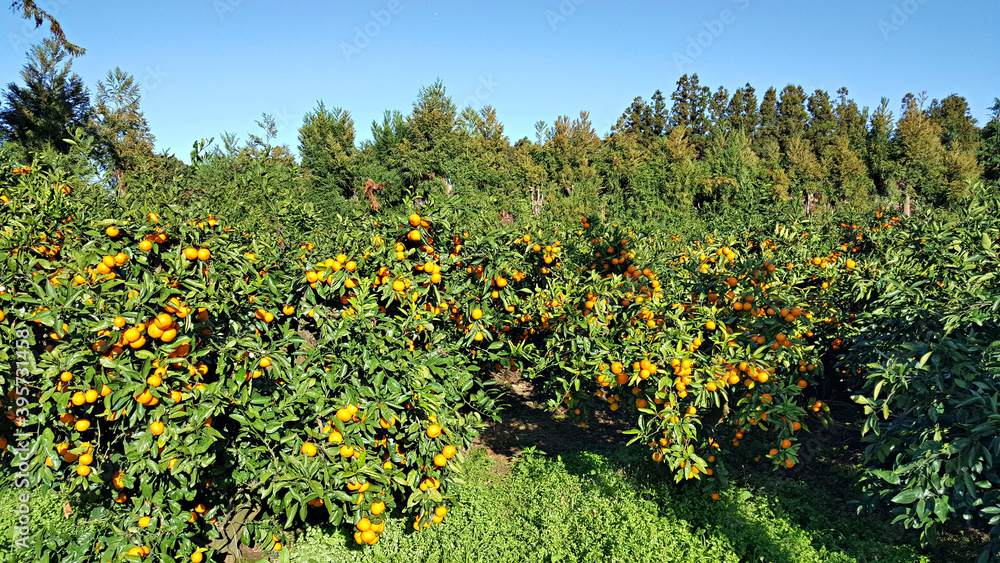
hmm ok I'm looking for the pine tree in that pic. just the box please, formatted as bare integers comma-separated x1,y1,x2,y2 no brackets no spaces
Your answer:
753,87,780,164
806,89,836,153
0,38,91,154
707,86,730,132
776,85,809,147
834,87,868,149
727,83,758,136
669,74,709,140
400,79,460,189
298,101,357,202
650,90,668,137
929,94,979,150
92,68,156,194
863,98,899,197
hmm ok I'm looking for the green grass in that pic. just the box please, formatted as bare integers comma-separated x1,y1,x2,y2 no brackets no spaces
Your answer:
0,479,74,563
288,446,933,563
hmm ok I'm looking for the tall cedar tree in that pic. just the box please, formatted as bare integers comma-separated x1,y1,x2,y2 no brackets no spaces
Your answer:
298,101,357,201
0,38,91,153
400,79,460,189
669,74,710,143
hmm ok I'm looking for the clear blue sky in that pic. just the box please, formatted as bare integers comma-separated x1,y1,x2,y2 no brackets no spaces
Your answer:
2,1,998,161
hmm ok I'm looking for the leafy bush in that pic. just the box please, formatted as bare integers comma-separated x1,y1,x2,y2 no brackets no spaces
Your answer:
841,183,1000,557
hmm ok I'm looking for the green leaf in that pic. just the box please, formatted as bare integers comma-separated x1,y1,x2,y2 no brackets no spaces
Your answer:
891,489,923,505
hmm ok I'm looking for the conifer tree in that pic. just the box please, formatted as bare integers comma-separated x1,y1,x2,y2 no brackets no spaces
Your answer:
806,89,836,153
0,38,91,154
298,101,357,202
727,84,758,136
834,87,868,149
896,92,948,210
92,68,156,194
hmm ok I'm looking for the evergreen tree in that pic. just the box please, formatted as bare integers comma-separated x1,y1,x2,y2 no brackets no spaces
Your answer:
0,38,91,154
727,83,758,136
776,84,809,146
863,98,898,196
650,90,668,136
980,98,1000,181
821,136,872,207
707,85,730,132
929,94,979,149
896,92,948,209
806,89,836,152
92,68,156,195
355,109,409,208
834,87,868,149
612,91,667,147
400,80,460,190
669,74,709,141
298,101,357,203
753,87,780,164
928,95,982,199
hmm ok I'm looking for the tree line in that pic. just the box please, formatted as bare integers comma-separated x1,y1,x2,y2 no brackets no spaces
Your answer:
2,38,998,232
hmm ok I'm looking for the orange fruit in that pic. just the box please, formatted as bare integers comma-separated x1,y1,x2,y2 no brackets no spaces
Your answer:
150,421,165,436
426,424,442,438
75,419,91,432
139,240,153,251
183,247,198,260
302,442,317,457
76,465,91,476
197,248,211,261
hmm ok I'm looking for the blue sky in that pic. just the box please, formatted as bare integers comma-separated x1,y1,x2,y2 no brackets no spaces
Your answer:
2,1,998,161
